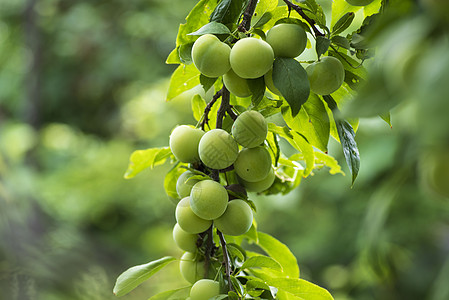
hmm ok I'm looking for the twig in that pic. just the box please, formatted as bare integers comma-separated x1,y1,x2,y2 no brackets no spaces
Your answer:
227,106,238,121
218,230,234,292
282,0,325,37
216,86,230,129
200,89,223,130
238,0,258,33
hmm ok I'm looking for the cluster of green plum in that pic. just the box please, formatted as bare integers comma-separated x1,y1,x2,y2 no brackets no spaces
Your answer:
192,23,346,96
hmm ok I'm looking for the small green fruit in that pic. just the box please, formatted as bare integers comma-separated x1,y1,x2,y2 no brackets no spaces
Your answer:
230,38,274,79
173,223,198,253
238,167,275,193
190,279,220,300
176,171,200,198
266,23,307,58
179,252,213,284
169,125,204,163
175,197,212,234
306,56,345,95
214,199,253,236
198,129,239,170
192,34,231,78
234,146,272,182
223,69,252,97
190,180,228,220
232,110,268,148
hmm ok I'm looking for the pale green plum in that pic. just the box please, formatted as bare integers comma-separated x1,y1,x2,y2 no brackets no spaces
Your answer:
238,167,275,193
234,146,272,182
232,110,268,148
179,252,214,283
223,69,252,97
264,68,282,96
198,129,239,170
345,0,374,5
214,200,253,236
176,171,200,198
306,56,345,95
190,279,220,300
230,38,274,79
190,180,228,220
175,197,212,234
266,23,307,58
170,125,205,163
173,223,198,253
191,34,231,78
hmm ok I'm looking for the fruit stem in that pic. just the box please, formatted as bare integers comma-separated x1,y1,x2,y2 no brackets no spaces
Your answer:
282,0,325,37
217,230,235,293
238,0,258,33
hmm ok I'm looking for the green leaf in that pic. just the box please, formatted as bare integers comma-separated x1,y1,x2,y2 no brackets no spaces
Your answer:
291,131,314,177
167,64,201,101
252,0,278,28
331,12,355,36
188,21,231,36
227,243,246,262
331,36,350,50
331,0,361,28
242,255,283,272
191,94,207,121
179,43,194,65
272,57,310,117
247,77,266,107
380,112,392,127
315,36,331,59
243,220,258,243
210,295,229,300
147,286,190,300
200,74,217,93
210,0,248,25
113,257,176,297
264,278,334,300
164,163,185,201
124,147,172,179
314,151,344,176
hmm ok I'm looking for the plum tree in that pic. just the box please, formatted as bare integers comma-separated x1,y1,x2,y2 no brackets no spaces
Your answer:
230,37,274,79
266,23,307,58
175,197,212,234
223,69,252,97
238,167,275,193
264,68,282,96
198,128,239,170
306,56,345,95
190,180,229,220
173,223,198,253
189,279,220,300
345,0,374,5
191,34,231,78
214,200,253,236
169,125,204,163
176,171,200,198
234,146,272,182
231,110,268,148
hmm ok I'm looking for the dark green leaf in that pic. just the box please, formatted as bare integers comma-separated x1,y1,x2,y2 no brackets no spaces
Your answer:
266,131,280,167
227,243,246,262
264,277,333,300
272,57,310,117
242,256,283,272
315,36,331,59
188,21,231,36
331,36,351,50
124,147,172,179
200,74,217,93
210,0,232,23
332,12,355,36
164,163,185,202
210,295,229,300
113,257,176,297
230,276,245,297
227,291,239,300
251,28,266,40
179,43,193,65
252,12,272,28
210,0,248,25
147,286,190,300
247,77,266,107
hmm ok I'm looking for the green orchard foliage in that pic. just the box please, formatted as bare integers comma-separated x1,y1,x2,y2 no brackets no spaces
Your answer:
234,146,272,182
238,167,276,193
231,110,268,148
189,279,220,300
266,23,308,58
173,223,198,253
190,180,228,220
175,197,212,234
345,0,374,5
198,128,239,170
223,69,252,98
169,125,204,163
191,34,231,78
421,0,449,22
230,38,274,79
420,149,449,198
179,252,212,284
176,171,200,198
264,68,282,96
306,56,345,95
214,200,253,236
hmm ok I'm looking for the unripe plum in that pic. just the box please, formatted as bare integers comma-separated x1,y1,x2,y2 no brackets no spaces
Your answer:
232,110,268,148
176,197,212,234
214,199,253,236
191,34,231,78
223,69,252,97
170,125,204,163
266,23,307,58
230,38,274,79
306,56,345,95
238,167,275,193
264,68,282,96
198,129,239,170
173,223,198,253
190,180,228,220
234,146,272,182
176,171,200,198
345,0,374,5
190,279,220,300
179,252,213,284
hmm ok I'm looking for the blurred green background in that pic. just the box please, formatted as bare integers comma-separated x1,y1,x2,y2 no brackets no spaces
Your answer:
1,0,449,300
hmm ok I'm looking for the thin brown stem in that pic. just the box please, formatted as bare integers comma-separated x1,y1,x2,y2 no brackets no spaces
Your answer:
203,225,215,278
238,0,258,33
218,230,234,292
216,86,230,129
282,0,325,37
200,89,223,130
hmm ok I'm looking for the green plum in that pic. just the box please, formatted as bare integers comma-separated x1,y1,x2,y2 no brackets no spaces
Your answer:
214,199,253,236
190,180,228,220
175,197,212,234
266,23,307,58
232,110,268,148
238,167,275,193
234,146,272,182
345,0,374,5
223,69,252,97
190,279,220,300
176,171,200,198
169,125,204,163
264,68,282,96
179,252,214,283
230,37,274,79
191,34,231,78
306,56,345,95
173,223,198,253
198,129,239,170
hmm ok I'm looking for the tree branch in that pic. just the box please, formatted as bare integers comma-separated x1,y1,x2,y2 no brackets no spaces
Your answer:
218,230,234,292
238,0,258,33
200,89,223,130
216,86,230,129
282,0,325,37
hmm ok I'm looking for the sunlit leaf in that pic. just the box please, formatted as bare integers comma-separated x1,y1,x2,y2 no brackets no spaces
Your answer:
265,277,334,300
242,255,283,272
192,94,207,121
147,286,190,300
167,64,201,101
188,21,231,35
124,147,172,179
